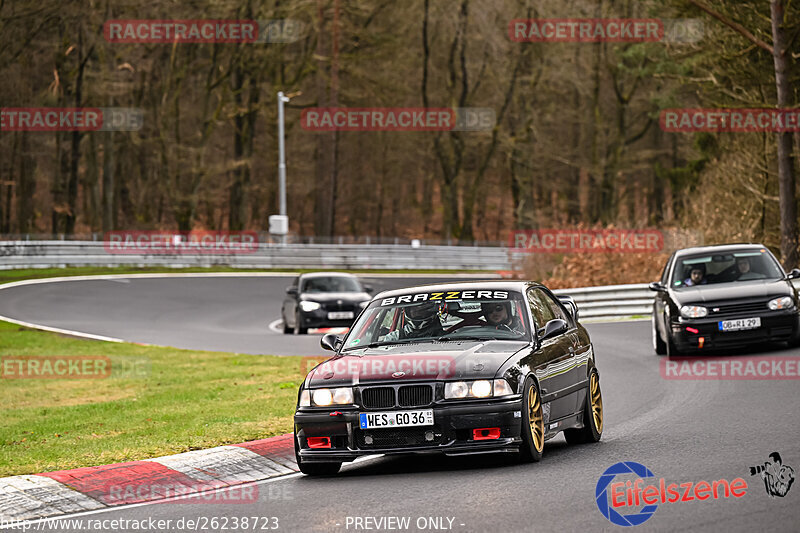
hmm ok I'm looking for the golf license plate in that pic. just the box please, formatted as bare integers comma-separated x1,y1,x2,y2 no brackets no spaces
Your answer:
328,311,354,320
359,410,434,429
718,317,761,332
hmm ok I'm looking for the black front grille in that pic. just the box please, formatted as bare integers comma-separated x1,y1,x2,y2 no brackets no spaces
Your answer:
708,301,768,315
398,385,433,407
361,387,395,408
356,427,442,448
321,301,355,311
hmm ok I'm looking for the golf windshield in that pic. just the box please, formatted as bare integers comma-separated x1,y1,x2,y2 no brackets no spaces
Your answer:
671,249,784,287
342,289,530,350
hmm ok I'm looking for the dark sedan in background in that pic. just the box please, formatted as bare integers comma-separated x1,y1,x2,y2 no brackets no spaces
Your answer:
282,272,372,334
649,244,800,355
293,281,603,475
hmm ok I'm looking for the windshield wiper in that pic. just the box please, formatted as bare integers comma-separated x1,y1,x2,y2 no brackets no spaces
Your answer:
436,335,491,342
364,339,417,349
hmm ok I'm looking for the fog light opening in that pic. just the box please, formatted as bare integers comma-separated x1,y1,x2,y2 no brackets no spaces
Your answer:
364,435,373,445
472,428,501,441
424,431,435,442
307,436,332,449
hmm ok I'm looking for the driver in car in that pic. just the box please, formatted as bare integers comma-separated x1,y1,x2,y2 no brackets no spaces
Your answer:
383,301,444,341
683,264,708,286
482,301,525,334
736,257,752,279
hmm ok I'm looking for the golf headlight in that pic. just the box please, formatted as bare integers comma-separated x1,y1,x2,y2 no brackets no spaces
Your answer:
680,305,708,318
768,296,794,310
445,379,514,399
299,301,322,312
308,387,353,407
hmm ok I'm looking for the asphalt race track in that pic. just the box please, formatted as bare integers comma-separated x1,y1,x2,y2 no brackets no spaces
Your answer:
2,275,799,532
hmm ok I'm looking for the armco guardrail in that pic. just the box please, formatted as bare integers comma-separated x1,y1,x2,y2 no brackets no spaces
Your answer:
2,241,799,321
0,241,514,271
555,280,800,321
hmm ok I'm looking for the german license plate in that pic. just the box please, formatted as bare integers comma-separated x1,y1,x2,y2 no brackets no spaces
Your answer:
718,317,761,332
328,311,354,320
359,410,434,429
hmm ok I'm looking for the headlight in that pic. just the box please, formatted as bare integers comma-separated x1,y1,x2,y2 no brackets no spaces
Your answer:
471,380,492,398
299,301,321,312
306,387,354,407
768,296,794,310
299,390,311,407
493,379,514,397
445,379,515,399
680,305,708,318
445,381,469,399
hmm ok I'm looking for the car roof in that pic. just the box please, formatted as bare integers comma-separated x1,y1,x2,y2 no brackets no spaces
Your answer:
673,243,771,258
299,272,358,279
373,280,542,299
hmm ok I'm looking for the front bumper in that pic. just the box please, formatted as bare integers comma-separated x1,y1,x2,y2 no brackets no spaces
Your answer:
298,309,360,329
294,398,524,463
671,309,799,351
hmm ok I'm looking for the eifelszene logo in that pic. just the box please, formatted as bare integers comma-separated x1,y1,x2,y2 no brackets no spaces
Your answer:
749,452,795,498
595,461,748,526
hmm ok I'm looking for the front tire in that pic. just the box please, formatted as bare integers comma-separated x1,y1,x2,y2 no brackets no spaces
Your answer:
518,378,544,463
282,314,293,334
294,312,308,335
653,315,666,355
294,433,341,476
564,370,603,444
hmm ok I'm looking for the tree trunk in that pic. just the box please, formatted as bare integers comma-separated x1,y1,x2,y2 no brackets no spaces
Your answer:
770,0,798,269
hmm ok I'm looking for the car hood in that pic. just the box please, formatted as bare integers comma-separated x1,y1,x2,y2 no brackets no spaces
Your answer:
300,292,370,302
671,279,794,305
306,340,529,388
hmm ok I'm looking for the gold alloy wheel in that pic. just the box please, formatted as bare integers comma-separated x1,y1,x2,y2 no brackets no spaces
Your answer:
590,372,603,433
528,384,544,452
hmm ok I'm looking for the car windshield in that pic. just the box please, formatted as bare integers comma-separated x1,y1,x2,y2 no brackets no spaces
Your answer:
670,249,784,288
301,276,362,293
341,289,530,350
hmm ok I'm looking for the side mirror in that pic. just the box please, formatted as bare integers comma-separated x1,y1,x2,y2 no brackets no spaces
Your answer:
538,319,568,341
648,282,666,292
286,286,298,296
557,295,579,323
787,268,800,280
320,333,341,352
362,284,373,293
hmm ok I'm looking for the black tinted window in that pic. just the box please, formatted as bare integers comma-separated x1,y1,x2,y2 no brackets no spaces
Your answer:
301,276,362,293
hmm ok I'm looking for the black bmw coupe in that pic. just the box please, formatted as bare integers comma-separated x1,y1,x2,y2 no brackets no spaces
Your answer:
293,281,603,475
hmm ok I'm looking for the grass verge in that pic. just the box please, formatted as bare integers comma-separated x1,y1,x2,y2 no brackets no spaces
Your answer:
0,320,304,477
